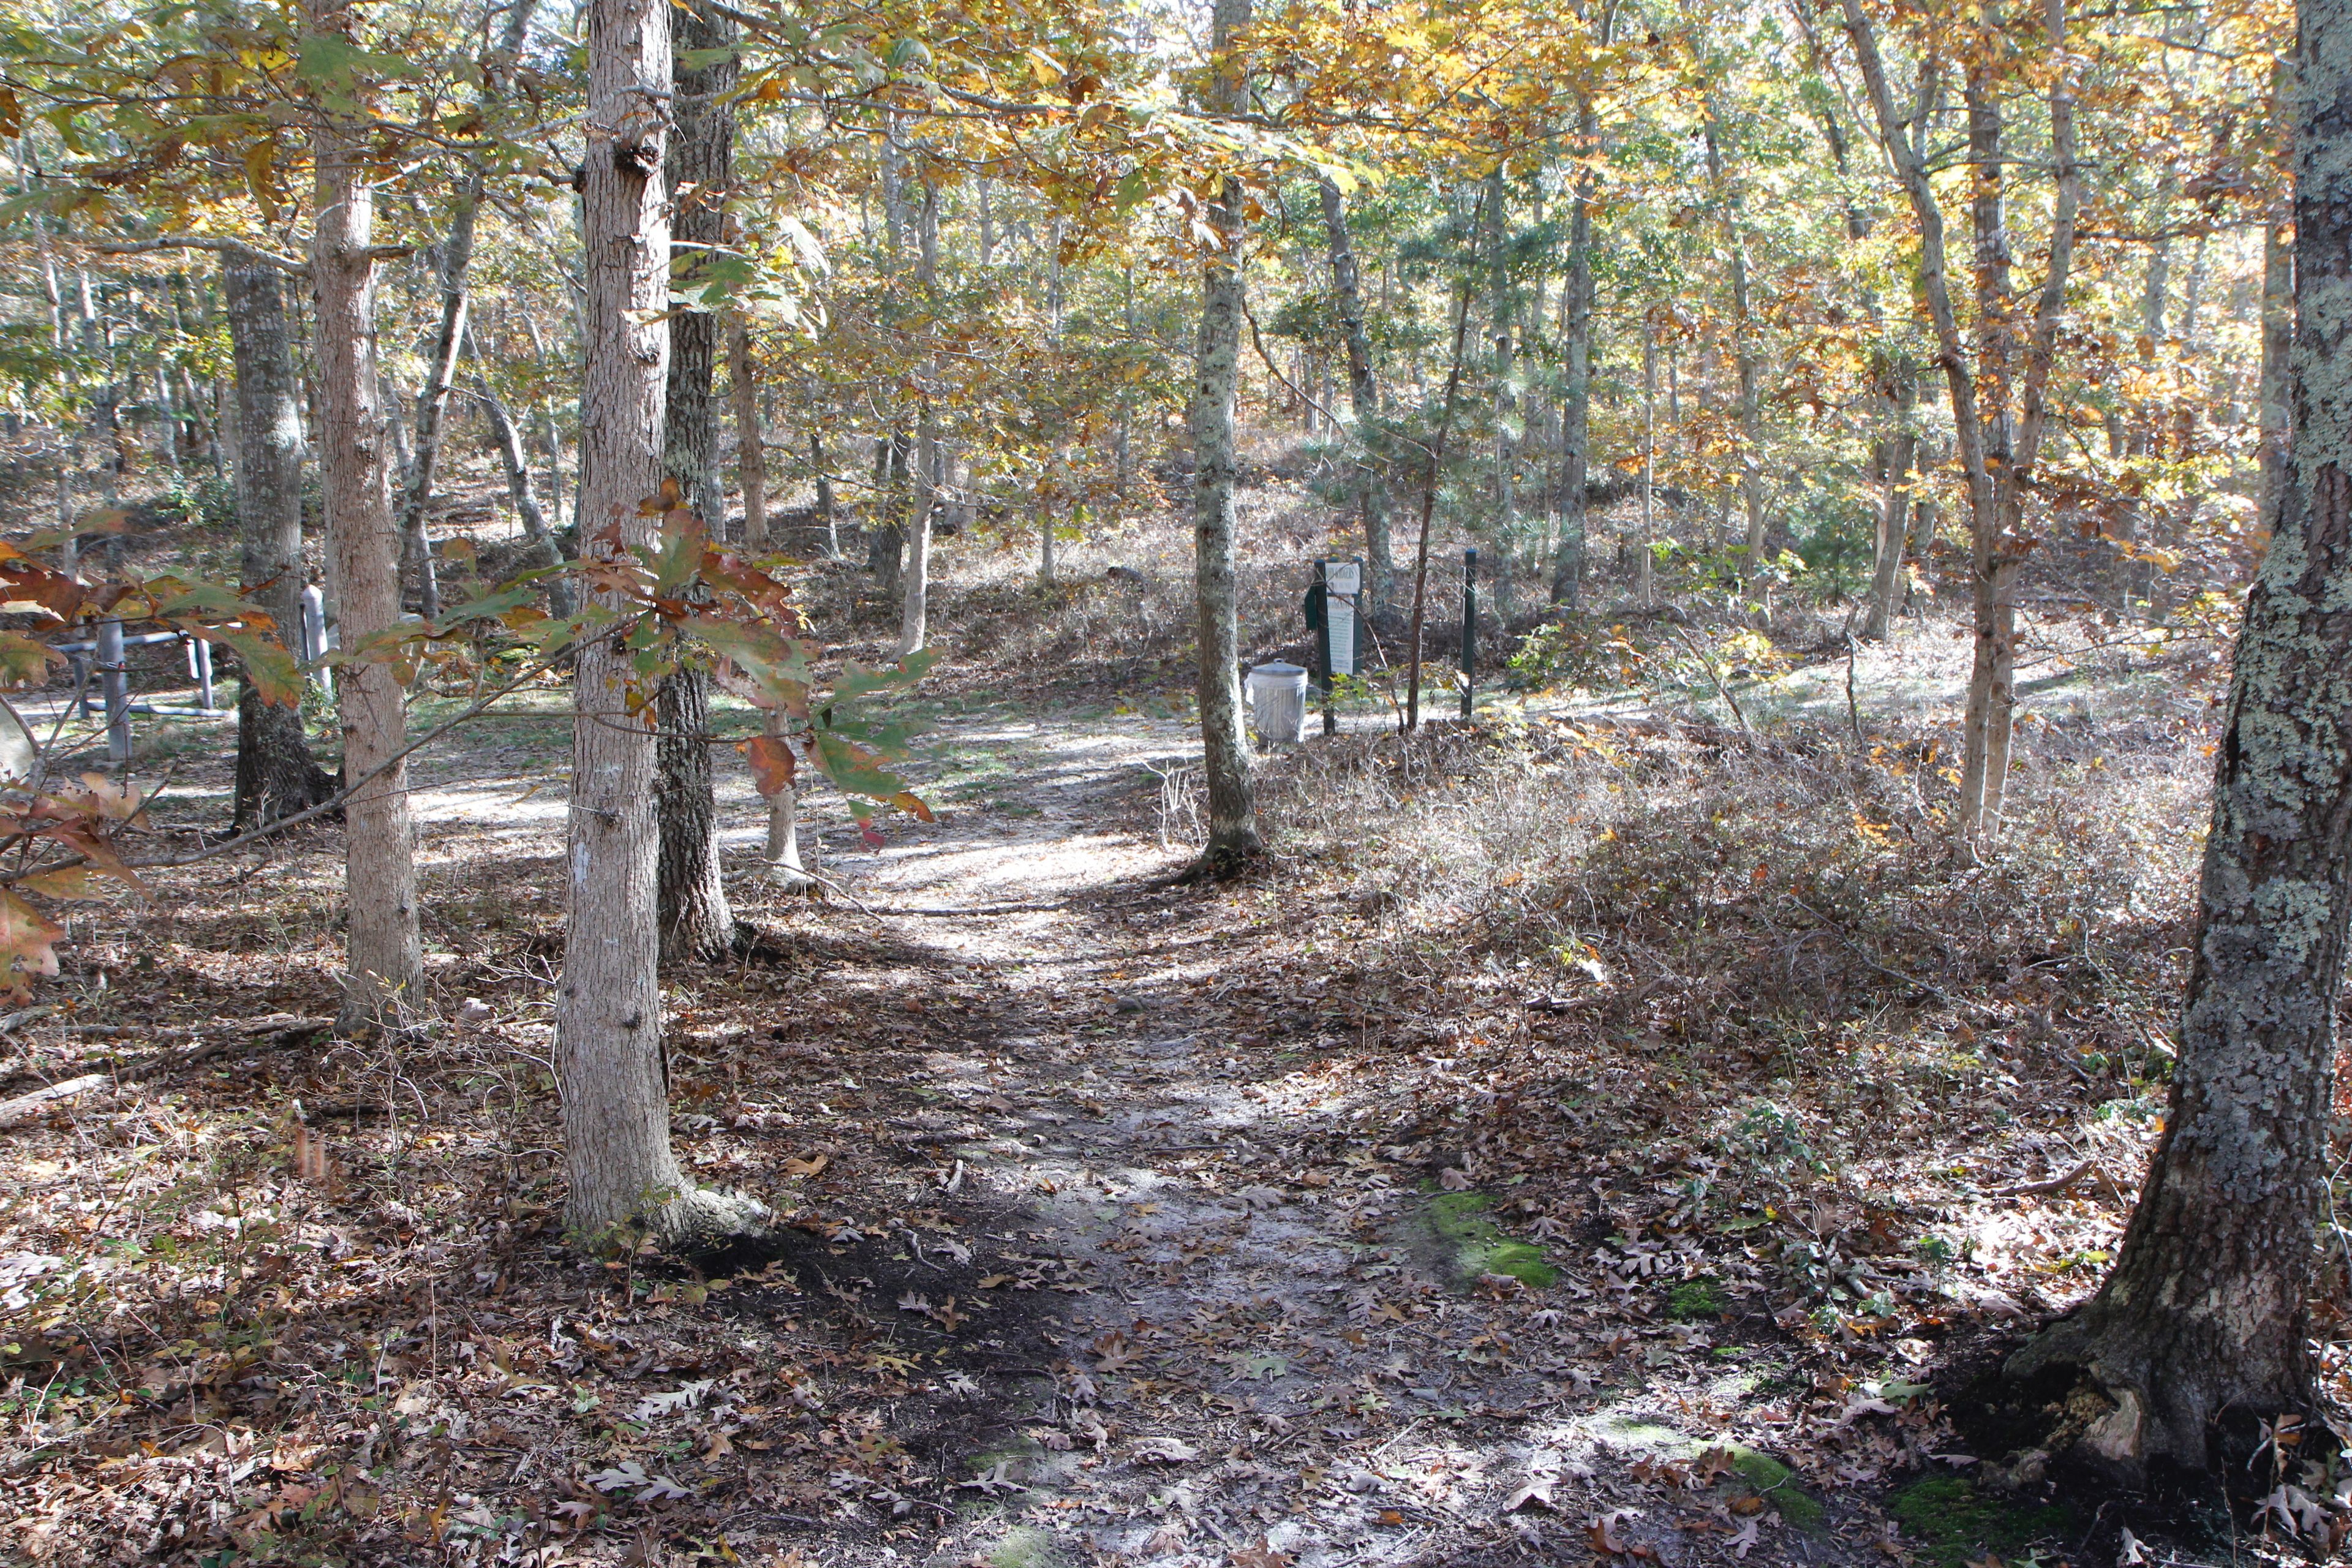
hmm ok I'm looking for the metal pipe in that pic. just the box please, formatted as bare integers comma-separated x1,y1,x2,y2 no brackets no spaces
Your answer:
95,617,128,764
1460,548,1477,721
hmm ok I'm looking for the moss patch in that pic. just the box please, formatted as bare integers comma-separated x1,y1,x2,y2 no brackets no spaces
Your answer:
1727,1447,1823,1532
1427,1191,1558,1287
1890,1477,2071,1568
986,1525,1058,1568
1668,1277,1727,1320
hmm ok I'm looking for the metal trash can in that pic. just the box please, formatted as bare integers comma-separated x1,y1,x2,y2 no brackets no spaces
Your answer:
1244,662,1309,745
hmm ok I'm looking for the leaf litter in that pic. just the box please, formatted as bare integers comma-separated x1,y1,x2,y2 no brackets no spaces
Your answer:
0,636,2340,1567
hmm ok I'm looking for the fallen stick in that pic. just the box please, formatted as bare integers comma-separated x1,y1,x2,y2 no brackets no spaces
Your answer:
0,1074,113,1129
2002,1158,2094,1196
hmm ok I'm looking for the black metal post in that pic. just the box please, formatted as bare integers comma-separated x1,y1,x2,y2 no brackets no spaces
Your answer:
1312,559,1336,735
1460,548,1477,720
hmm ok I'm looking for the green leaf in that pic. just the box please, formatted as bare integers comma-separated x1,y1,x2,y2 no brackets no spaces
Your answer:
682,616,813,710
812,729,913,803
206,626,304,707
0,633,61,688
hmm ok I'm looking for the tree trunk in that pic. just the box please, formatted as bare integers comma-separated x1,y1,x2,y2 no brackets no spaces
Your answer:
222,249,335,832
1483,169,1519,623
561,0,757,1250
1861,375,1918,641
2256,203,2294,541
1186,0,1264,877
1318,175,1392,619
1701,113,1766,583
900,414,937,655
1637,322,1655,609
467,337,575,616
1841,0,2075,846
809,418,839,557
397,173,479,621
305,4,423,1030
870,429,908,602
1037,477,1057,584
900,181,940,657
655,0,741,967
2007,6,2352,1469
762,712,812,891
729,317,768,550
1551,79,1600,609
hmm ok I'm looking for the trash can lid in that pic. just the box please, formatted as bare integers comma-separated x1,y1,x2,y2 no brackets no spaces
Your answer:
1247,661,1307,677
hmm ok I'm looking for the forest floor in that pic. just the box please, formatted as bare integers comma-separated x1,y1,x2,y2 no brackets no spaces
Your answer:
0,500,2336,1567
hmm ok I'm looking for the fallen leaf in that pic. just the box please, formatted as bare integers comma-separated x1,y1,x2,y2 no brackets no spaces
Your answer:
1131,1436,1199,1464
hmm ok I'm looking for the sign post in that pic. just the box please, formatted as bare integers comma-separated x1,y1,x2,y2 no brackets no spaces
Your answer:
1461,548,1477,720
1310,559,1362,736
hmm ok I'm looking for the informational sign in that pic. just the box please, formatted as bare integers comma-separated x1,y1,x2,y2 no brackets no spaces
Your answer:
1323,559,1360,676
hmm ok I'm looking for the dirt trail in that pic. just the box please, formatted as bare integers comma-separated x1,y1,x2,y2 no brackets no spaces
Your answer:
720,705,1848,1568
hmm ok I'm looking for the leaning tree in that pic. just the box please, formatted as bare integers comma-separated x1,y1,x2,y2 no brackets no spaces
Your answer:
2007,0,2352,1477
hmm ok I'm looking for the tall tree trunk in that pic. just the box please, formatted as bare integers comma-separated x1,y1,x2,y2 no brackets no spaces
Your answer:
1841,0,2074,846
468,342,576,617
1318,174,1392,619
222,249,334,831
1551,77,1600,608
762,712,811,890
397,172,478,620
2007,0,2352,1471
1037,475,1056,584
1483,168,1519,624
1637,322,1656,609
305,2,423,1031
1862,375,1918,640
1187,0,1263,876
729,317,769,550
900,413,937,655
809,417,839,558
2256,205,2294,541
870,429,908,601
655,0,740,966
900,181,941,657
560,0,756,1248
1701,110,1766,583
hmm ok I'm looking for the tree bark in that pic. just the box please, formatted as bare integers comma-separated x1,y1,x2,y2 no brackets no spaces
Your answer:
467,332,575,616
1551,77,1600,608
728,317,768,550
1186,0,1264,877
560,0,757,1248
396,173,477,620
870,429,908,601
900,180,941,657
1841,0,2075,845
761,712,812,891
655,0,741,967
1701,111,1767,583
2007,4,2352,1470
1862,375,1918,641
1483,168,1518,622
222,249,336,832
1637,322,1656,609
809,418,839,557
305,2,423,1030
2256,204,2294,542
